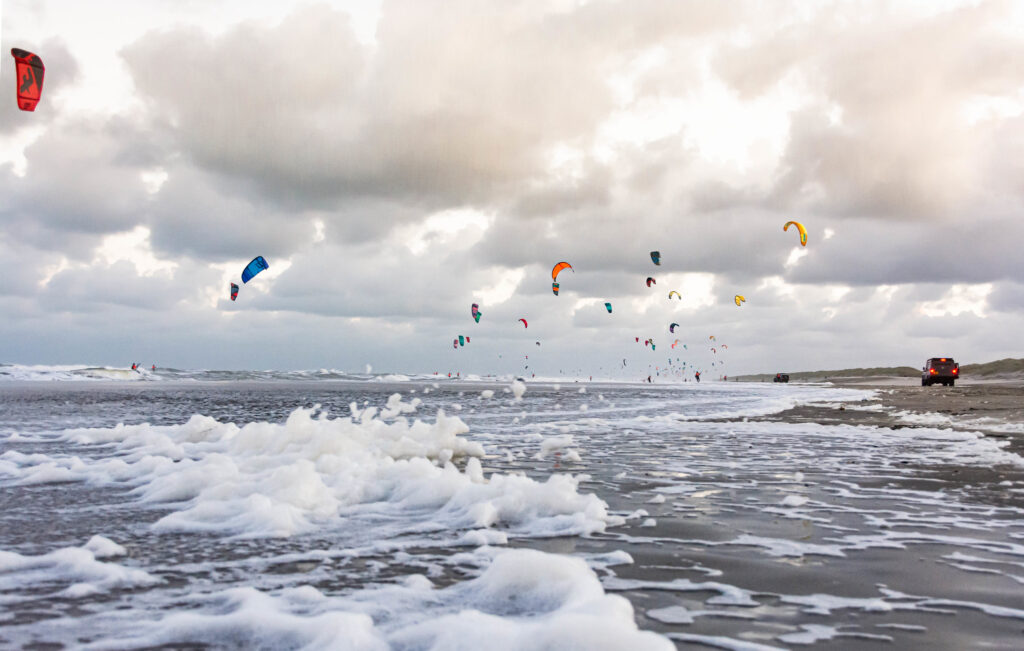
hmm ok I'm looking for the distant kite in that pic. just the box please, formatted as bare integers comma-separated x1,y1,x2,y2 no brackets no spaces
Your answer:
784,221,808,247
241,256,269,284
11,48,45,112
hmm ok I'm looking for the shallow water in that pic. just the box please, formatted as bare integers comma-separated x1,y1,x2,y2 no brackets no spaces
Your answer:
1,378,1023,649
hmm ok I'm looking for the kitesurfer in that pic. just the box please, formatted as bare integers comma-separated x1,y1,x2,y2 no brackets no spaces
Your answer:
694,371,701,383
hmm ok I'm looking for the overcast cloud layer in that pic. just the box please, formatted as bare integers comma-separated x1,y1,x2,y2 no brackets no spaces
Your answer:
2,0,1023,376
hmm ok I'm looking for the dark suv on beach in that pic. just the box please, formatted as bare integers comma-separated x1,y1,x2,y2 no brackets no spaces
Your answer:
773,373,790,383
922,358,958,387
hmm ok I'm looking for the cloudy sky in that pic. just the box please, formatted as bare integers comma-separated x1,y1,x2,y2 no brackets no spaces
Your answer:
2,0,1023,376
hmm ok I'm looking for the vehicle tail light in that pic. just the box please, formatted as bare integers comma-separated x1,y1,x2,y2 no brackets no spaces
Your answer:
930,369,938,374
953,368,958,374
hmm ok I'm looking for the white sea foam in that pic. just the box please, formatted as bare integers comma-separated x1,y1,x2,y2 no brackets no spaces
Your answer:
0,540,158,599
66,549,672,651
3,396,620,540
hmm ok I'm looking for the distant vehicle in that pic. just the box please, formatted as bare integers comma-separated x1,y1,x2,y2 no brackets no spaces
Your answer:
774,373,790,383
922,357,959,387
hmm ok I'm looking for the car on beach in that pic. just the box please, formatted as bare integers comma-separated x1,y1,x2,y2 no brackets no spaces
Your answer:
773,373,790,383
922,357,959,387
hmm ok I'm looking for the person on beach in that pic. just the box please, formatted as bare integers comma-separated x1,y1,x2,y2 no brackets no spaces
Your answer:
695,371,701,383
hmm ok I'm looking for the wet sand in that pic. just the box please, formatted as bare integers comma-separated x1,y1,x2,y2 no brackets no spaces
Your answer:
760,380,1024,451
747,380,1024,511
612,380,1024,648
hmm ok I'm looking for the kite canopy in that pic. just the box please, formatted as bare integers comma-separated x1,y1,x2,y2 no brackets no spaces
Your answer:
668,290,681,300
669,323,679,333
519,318,528,328
784,221,808,246
604,302,612,313
241,256,269,283
11,48,45,112
459,335,465,347
471,303,482,323
734,295,746,306
646,277,656,287
230,283,239,301
551,261,573,281
552,282,559,296
650,251,661,265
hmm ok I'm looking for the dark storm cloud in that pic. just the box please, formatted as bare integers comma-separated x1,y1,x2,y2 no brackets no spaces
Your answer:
988,282,1024,314
786,215,1024,286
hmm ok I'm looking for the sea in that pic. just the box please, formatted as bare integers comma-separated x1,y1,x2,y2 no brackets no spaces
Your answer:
1,365,1023,650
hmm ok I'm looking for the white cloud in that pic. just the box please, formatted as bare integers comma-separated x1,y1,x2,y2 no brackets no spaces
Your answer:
918,283,993,318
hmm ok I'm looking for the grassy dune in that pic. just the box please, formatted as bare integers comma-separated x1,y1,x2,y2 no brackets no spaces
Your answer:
734,358,1024,383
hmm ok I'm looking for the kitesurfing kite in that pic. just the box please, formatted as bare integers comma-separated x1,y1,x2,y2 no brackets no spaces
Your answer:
734,295,746,306
471,303,482,323
241,256,269,283
784,221,808,246
230,283,239,301
519,318,528,328
552,262,573,296
11,48,45,112
650,251,661,265
459,335,465,347
646,277,656,287
669,323,679,333
668,290,681,300
453,339,458,349
605,302,613,313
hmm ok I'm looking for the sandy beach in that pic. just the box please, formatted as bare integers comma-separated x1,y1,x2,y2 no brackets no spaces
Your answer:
762,380,1024,450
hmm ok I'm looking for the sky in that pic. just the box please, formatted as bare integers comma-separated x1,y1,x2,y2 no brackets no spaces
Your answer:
2,0,1024,377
